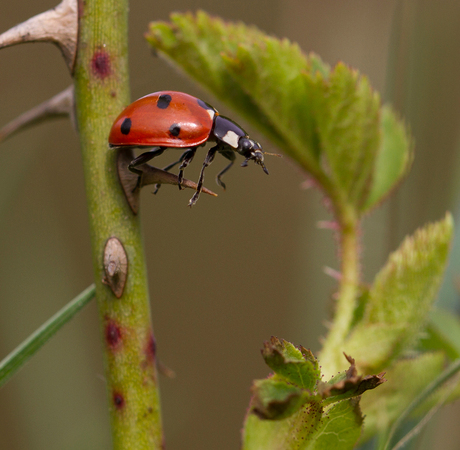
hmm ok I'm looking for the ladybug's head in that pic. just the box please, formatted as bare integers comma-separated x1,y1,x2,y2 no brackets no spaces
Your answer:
238,138,269,175
212,115,274,174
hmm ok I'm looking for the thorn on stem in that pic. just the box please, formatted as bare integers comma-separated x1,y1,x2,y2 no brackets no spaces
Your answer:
323,266,342,280
116,148,218,215
0,0,78,71
317,220,340,230
145,333,156,363
0,86,74,144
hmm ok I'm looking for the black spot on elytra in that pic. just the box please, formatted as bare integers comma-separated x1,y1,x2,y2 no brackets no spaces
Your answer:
197,98,214,111
120,118,131,135
169,123,181,137
113,392,125,409
91,50,111,79
157,94,172,109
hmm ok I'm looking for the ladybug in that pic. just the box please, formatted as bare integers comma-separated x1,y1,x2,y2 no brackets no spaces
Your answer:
108,91,269,207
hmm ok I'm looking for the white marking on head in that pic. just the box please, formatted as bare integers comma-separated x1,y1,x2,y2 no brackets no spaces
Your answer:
206,108,215,121
221,130,240,148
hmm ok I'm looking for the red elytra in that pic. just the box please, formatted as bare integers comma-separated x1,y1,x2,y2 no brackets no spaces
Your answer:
108,91,215,148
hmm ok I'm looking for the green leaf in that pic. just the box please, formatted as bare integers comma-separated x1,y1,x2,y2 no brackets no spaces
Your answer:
379,355,460,450
314,63,381,209
243,340,385,448
243,400,321,450
222,39,326,168
419,309,460,360
251,377,311,420
341,324,406,372
318,354,386,406
243,398,362,450
344,213,454,372
367,214,453,325
0,284,96,388
261,337,321,390
359,352,446,444
305,399,363,450
362,105,414,211
349,286,370,329
145,11,274,123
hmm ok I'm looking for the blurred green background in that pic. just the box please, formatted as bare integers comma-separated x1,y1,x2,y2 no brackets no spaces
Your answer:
1,0,460,449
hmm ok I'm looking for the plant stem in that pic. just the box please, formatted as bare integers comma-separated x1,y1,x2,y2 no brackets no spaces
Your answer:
73,0,163,448
319,203,360,377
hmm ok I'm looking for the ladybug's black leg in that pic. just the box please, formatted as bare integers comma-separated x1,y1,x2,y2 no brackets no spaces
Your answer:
177,147,197,190
129,147,166,169
161,149,192,172
216,150,236,190
153,148,195,195
188,146,218,207
128,147,166,191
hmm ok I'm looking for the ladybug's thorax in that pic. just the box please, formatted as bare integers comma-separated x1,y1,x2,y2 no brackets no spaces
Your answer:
212,115,247,149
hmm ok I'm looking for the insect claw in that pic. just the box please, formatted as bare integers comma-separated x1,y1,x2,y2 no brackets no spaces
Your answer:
152,183,161,195
188,193,199,207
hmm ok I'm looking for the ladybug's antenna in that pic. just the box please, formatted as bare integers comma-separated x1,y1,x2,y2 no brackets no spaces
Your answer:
263,151,282,158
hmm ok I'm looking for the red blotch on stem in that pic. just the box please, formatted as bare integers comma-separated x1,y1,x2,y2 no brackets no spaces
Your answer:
113,391,125,410
105,319,122,350
91,50,111,79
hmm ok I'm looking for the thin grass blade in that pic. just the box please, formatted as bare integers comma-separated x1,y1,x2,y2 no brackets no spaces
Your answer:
0,284,96,388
